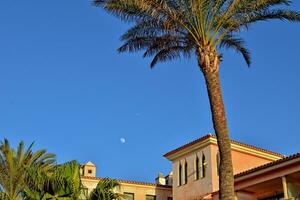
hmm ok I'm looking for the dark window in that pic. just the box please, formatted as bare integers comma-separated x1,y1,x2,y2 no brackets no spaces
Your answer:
202,154,206,178
124,193,134,200
195,156,200,180
178,163,182,186
146,195,156,200
184,161,188,184
167,197,173,200
88,169,92,174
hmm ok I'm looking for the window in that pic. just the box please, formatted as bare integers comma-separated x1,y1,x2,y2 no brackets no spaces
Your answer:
178,163,182,186
124,193,134,200
167,197,173,200
195,156,200,180
202,153,207,178
184,161,188,184
88,169,93,174
146,195,156,200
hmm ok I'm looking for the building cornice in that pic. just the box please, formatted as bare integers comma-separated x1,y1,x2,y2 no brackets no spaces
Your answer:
210,138,282,161
164,134,283,161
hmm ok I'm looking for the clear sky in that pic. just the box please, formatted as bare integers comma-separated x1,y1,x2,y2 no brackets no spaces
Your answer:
0,1,300,183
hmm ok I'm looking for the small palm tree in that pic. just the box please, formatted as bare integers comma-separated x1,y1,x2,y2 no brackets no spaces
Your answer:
94,0,300,199
23,160,83,200
89,179,123,200
0,139,56,200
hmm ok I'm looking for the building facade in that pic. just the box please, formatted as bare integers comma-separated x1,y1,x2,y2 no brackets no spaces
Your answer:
80,162,173,200
80,134,300,200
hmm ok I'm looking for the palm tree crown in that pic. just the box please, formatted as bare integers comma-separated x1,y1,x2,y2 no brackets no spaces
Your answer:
94,0,300,199
0,139,56,200
23,160,83,200
95,0,300,68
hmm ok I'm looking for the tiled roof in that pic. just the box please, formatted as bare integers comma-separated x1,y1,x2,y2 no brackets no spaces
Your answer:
164,134,284,158
80,176,172,188
235,153,300,178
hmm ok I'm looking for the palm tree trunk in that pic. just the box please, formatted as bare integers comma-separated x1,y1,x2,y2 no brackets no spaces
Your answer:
201,64,234,200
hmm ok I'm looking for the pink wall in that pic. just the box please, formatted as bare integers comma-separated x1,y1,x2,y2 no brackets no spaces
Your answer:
210,144,274,191
171,142,276,200
172,145,213,200
231,149,274,174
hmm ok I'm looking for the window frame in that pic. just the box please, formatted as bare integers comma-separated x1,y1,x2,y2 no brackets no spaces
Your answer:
202,153,207,178
178,162,182,186
184,160,188,184
195,155,200,180
124,192,135,200
146,194,156,200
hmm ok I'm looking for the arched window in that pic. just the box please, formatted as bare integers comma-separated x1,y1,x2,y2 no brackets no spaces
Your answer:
178,163,182,186
184,161,188,184
202,153,207,178
195,156,200,180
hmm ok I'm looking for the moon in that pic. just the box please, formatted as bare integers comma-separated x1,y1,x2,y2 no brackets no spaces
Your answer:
120,138,126,144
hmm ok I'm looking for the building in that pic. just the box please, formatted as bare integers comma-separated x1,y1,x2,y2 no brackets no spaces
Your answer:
80,162,173,200
81,134,300,200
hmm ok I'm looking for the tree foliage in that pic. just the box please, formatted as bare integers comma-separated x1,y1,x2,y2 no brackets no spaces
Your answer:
0,139,83,200
23,160,83,200
94,0,300,199
94,0,300,68
0,139,55,200
89,179,123,200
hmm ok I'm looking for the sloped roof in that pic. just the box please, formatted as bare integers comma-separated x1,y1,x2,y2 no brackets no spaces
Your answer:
81,176,172,188
235,153,300,178
164,134,284,158
84,161,95,166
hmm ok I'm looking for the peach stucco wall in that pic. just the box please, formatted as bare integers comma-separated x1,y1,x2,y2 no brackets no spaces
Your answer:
81,178,172,200
120,183,172,200
210,144,275,192
171,143,277,200
231,150,274,175
172,145,213,200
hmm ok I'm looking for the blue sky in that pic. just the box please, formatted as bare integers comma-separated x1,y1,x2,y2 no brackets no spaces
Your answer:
0,1,300,183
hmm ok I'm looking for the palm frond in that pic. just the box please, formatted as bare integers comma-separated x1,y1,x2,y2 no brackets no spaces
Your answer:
220,35,251,66
95,0,300,68
0,139,56,200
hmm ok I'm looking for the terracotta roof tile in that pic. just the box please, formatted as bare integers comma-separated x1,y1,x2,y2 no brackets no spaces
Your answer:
234,153,300,178
164,134,284,158
80,176,172,188
164,134,212,158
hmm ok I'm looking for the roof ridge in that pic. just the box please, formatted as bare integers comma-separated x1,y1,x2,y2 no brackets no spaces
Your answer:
80,176,172,188
216,135,284,157
164,134,284,158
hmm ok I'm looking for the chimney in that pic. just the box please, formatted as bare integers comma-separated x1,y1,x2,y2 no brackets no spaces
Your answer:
165,171,173,186
155,172,166,185
81,161,96,177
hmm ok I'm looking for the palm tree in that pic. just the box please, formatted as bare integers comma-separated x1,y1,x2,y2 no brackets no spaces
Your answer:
89,178,123,200
0,139,56,200
23,160,83,200
94,0,300,199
